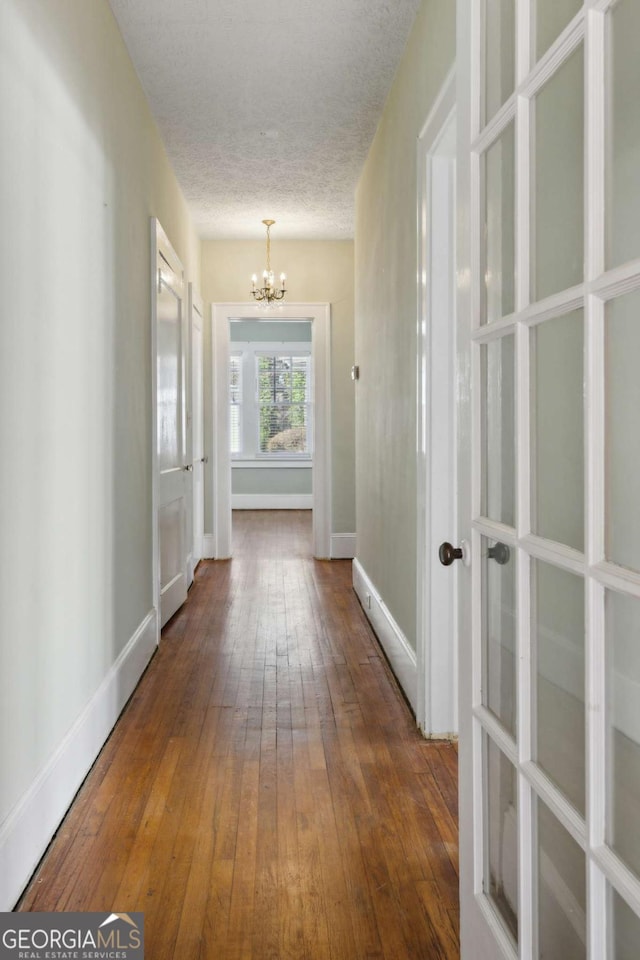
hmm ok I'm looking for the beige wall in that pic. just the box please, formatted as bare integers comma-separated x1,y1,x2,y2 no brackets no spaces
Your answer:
354,0,455,650
0,0,200,905
201,240,355,534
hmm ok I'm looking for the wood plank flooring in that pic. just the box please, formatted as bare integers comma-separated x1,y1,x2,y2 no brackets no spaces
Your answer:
18,510,460,959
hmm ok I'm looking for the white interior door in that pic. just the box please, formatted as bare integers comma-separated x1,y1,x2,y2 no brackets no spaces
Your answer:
457,1,640,957
417,74,459,738
190,286,205,569
153,221,189,628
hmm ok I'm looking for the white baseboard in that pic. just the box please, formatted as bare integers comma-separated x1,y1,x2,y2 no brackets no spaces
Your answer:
0,609,158,911
231,494,313,510
330,533,357,559
352,559,417,712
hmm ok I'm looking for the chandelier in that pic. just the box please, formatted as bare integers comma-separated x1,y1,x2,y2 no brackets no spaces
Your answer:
251,219,287,303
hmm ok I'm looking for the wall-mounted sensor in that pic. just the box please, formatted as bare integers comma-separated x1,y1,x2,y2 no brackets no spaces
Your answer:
351,365,360,381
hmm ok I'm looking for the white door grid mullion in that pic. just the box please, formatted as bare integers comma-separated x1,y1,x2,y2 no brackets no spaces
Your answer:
522,758,587,849
473,517,518,546
590,262,640,301
473,99,518,157
518,535,585,576
517,175,535,925
474,703,519,763
593,845,640,921
585,1,640,952
590,562,640,601
583,42,607,948
519,17,585,100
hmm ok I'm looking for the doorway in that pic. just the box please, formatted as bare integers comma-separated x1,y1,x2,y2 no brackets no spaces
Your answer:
229,318,313,509
211,303,331,559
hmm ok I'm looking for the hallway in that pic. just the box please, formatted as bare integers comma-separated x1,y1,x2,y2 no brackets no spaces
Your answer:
18,512,459,959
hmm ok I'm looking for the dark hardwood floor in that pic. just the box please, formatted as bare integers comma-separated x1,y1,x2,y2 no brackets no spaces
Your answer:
18,510,460,959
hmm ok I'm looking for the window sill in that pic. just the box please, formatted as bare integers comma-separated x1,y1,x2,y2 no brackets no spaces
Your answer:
231,457,313,469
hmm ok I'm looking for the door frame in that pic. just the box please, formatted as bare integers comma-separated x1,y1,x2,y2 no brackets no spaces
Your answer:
189,284,205,578
151,218,189,637
151,219,160,641
416,67,458,738
456,4,501,952
210,302,332,558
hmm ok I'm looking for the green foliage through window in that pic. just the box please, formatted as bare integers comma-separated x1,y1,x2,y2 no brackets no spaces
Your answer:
257,354,311,454
228,349,312,457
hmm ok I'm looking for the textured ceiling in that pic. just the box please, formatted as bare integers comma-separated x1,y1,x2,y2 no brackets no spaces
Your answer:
108,0,422,239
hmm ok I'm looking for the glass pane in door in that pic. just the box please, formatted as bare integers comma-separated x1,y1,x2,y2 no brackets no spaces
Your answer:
484,0,516,124
605,589,640,880
482,536,516,736
483,124,516,324
532,45,584,301
611,889,640,960
481,335,516,526
533,560,585,814
531,310,584,551
605,290,640,573
537,796,586,959
607,0,640,269
484,733,519,943
534,0,582,61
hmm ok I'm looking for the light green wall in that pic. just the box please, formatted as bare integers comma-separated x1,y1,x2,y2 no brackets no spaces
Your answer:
230,320,312,342
232,468,312,496
354,0,455,650
201,240,355,533
0,0,200,842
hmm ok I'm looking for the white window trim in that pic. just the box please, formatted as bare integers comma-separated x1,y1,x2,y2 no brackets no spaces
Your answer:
229,341,313,461
231,458,313,469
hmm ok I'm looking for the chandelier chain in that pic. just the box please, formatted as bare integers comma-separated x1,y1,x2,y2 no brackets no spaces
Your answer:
266,223,271,275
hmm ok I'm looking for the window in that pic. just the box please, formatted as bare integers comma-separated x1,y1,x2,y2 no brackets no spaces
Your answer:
228,345,312,459
256,353,311,454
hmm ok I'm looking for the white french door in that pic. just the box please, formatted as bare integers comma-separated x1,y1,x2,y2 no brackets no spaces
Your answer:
153,221,189,628
457,1,640,957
